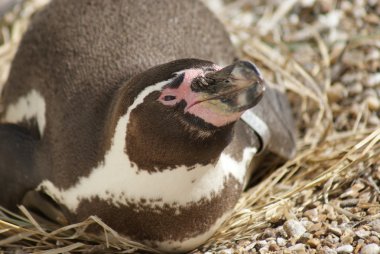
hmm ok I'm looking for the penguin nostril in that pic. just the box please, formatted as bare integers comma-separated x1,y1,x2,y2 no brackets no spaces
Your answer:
220,97,232,104
191,76,215,92
163,95,176,101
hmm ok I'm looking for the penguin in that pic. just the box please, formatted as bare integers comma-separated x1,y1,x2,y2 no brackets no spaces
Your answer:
0,0,296,252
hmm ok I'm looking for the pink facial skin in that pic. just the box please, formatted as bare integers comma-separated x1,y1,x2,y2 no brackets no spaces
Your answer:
158,68,243,127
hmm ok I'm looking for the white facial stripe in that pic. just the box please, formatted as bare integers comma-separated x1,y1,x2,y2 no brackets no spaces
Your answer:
38,73,256,212
2,89,46,135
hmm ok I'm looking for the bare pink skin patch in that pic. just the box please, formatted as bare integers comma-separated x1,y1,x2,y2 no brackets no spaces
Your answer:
186,103,243,127
159,69,204,107
158,67,243,127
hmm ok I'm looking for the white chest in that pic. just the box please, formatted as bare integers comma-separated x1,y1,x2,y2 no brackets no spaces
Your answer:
38,146,256,212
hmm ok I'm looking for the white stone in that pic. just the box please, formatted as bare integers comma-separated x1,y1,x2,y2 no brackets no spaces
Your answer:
371,220,380,233
361,244,380,254
283,219,307,239
276,237,287,247
355,229,371,239
318,10,342,28
336,245,354,253
288,243,305,252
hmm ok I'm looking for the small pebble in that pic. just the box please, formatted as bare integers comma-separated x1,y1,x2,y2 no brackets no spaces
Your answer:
367,96,380,111
356,229,371,239
368,207,380,215
238,240,251,248
340,235,354,245
348,83,363,95
277,237,287,247
336,244,354,253
368,115,380,126
265,207,283,223
304,208,319,222
268,242,280,252
300,0,316,7
369,235,380,245
307,238,320,248
327,234,340,244
301,220,314,230
262,228,276,238
288,243,306,252
243,242,255,251
360,244,380,254
327,83,347,102
371,220,380,233
337,214,350,224
309,222,322,233
297,232,311,244
366,73,380,87
220,249,233,254
256,240,268,248
315,229,326,238
328,226,343,236
322,246,338,254
259,246,269,254
322,238,336,248
283,220,307,239
275,226,287,238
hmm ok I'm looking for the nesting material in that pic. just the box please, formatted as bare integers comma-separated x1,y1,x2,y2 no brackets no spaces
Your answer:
1,0,380,253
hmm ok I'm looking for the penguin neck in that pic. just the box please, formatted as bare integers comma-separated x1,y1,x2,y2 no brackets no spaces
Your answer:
108,80,235,173
126,121,234,173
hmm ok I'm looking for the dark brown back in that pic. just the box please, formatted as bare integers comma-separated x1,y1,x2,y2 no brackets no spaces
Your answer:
0,0,235,187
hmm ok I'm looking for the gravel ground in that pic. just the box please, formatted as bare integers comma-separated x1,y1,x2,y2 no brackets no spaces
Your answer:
192,164,380,253
194,0,380,253
0,0,380,253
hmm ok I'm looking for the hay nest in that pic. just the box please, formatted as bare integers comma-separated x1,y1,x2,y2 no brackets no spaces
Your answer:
1,0,380,253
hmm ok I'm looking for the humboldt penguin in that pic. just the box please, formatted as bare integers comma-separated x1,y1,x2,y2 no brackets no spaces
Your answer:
0,0,296,252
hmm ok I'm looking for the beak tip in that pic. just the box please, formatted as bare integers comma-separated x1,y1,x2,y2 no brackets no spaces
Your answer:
240,60,262,77
231,60,265,84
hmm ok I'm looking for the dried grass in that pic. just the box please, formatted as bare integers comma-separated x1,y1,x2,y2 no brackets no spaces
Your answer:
1,0,380,253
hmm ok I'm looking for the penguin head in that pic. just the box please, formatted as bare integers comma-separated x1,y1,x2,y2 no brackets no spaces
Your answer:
157,59,265,129
119,58,265,171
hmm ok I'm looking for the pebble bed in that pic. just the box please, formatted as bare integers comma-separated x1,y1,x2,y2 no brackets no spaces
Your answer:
0,0,379,253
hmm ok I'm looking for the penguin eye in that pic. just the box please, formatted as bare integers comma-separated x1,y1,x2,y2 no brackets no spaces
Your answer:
158,90,179,106
163,95,176,101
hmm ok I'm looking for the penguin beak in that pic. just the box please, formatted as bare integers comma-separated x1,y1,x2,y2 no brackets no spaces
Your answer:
190,60,266,113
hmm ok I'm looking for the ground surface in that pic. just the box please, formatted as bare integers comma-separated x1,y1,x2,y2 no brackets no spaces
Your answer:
1,0,380,253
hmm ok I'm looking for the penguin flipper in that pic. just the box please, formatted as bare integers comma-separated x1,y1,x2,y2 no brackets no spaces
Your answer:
0,123,39,211
21,190,69,226
241,87,297,186
0,123,69,226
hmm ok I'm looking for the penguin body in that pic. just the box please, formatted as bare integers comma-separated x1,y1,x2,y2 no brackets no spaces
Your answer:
0,0,295,252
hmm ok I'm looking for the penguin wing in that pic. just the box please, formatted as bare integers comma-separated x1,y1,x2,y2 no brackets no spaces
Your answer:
0,123,69,225
242,87,297,161
240,87,297,186
21,190,69,226
0,123,39,210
